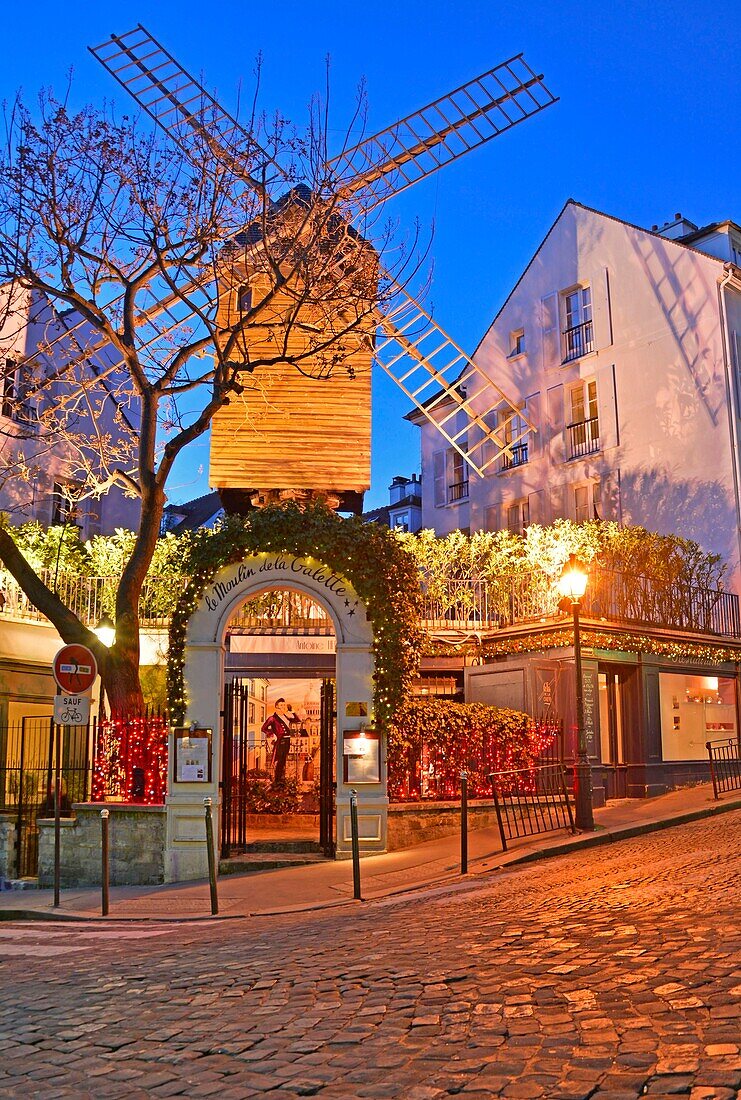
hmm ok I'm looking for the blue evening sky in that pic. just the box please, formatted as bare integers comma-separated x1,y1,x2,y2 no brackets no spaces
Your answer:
3,1,739,509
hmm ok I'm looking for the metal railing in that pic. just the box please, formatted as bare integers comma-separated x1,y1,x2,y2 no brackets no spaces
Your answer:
500,442,529,470
707,738,741,798
447,479,469,503
562,320,594,362
566,415,600,458
0,570,180,629
489,761,575,850
420,566,741,638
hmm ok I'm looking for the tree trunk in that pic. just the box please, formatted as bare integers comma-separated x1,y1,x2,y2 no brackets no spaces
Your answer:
98,647,146,715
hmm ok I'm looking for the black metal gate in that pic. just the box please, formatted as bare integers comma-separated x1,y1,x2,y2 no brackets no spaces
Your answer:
319,680,335,857
221,677,336,859
0,716,92,878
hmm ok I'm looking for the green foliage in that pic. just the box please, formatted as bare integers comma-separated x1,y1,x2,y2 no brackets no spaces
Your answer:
241,776,303,814
404,519,727,591
168,503,424,727
388,697,551,800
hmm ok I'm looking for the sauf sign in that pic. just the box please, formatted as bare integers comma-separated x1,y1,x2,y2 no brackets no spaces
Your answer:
52,643,98,725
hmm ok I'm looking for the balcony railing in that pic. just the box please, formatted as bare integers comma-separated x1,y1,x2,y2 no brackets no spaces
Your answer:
3,564,739,643
562,320,594,363
447,479,469,503
420,567,741,639
566,415,600,459
500,442,529,471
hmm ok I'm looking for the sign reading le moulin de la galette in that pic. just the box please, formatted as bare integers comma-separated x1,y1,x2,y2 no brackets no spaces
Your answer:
203,554,351,614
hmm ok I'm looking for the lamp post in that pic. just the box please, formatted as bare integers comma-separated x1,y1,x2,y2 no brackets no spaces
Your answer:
558,554,594,831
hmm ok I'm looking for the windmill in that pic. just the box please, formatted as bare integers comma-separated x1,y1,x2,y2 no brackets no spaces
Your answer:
84,26,557,513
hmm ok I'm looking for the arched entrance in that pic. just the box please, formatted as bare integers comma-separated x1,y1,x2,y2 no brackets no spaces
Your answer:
221,587,337,860
164,552,383,883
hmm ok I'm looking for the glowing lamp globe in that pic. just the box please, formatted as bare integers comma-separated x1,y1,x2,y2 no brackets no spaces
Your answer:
94,615,116,648
558,555,588,602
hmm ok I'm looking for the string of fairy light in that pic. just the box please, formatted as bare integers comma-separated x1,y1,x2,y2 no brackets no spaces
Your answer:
91,712,168,804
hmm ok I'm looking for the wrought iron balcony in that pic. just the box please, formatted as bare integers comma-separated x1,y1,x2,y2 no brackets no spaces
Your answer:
566,415,600,459
447,479,469,503
562,319,594,362
500,441,529,470
420,567,741,639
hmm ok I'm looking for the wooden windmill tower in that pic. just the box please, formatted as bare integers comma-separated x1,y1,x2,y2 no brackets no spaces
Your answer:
87,26,557,513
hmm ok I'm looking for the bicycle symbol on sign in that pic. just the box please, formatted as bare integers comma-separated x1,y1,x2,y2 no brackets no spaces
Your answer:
60,705,84,724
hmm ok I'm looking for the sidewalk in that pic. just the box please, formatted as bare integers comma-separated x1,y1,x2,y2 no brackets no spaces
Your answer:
1,782,739,923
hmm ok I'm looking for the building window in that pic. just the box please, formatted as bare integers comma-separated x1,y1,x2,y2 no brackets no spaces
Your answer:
393,513,410,532
237,285,253,313
562,286,594,363
51,482,80,526
484,505,501,532
433,448,469,506
499,409,529,471
507,498,529,535
567,380,599,458
1,359,17,419
659,673,736,761
574,481,601,522
509,329,525,357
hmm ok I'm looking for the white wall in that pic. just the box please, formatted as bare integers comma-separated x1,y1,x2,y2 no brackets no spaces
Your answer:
417,202,741,594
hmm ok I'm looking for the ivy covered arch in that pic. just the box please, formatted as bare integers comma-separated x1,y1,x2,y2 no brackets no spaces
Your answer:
167,503,423,724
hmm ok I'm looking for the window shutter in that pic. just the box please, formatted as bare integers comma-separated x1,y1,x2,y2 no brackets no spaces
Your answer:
540,293,560,369
589,267,613,351
595,363,618,450
549,483,566,521
525,392,540,457
547,384,564,463
484,504,501,532
528,489,544,525
433,450,446,507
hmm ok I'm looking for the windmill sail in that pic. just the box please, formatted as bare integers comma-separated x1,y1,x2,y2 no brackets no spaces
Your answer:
89,25,286,189
328,55,557,211
376,288,533,475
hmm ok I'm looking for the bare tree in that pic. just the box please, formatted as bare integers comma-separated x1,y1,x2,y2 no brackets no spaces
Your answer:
0,87,416,711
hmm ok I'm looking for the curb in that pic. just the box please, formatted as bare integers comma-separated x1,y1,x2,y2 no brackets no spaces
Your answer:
1,796,738,923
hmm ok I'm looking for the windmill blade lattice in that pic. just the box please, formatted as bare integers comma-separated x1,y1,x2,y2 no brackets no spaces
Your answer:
328,55,557,211
88,25,286,189
376,288,533,476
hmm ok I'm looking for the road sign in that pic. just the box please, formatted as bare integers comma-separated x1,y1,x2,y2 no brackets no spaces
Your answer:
53,693,91,726
52,644,98,694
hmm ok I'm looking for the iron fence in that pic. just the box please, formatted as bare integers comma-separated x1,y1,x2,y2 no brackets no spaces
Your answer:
566,415,600,459
562,319,594,363
707,737,741,799
0,570,180,629
489,761,576,850
0,717,92,878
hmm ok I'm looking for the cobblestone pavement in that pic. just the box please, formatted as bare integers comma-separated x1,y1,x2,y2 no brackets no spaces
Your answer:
0,812,738,1100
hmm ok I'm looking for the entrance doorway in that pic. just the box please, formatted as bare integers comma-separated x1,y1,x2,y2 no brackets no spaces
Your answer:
598,667,628,798
219,588,337,860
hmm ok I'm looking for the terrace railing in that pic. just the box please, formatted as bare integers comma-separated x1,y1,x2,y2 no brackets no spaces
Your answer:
2,563,739,640
420,567,740,638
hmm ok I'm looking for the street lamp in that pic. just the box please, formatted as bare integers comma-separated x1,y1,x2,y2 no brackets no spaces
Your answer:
94,615,116,648
558,554,594,831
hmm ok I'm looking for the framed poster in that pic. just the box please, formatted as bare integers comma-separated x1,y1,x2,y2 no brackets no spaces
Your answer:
173,728,212,783
342,729,380,784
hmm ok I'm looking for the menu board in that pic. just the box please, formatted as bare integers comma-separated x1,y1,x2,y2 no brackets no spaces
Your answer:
173,728,212,783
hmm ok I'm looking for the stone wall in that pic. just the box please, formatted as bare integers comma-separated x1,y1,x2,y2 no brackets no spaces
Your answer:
387,800,502,851
38,804,167,887
0,814,16,879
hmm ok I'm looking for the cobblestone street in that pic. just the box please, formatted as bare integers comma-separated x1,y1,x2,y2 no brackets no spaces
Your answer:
0,812,738,1099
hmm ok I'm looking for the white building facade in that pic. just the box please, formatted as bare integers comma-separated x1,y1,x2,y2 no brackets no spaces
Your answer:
412,202,741,593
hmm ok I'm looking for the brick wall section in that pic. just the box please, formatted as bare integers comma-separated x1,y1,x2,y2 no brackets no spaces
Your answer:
37,804,166,887
0,814,16,879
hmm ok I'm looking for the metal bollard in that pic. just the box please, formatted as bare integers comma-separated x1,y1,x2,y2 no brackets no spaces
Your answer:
100,809,110,916
53,722,61,908
349,789,362,901
204,798,219,915
460,772,468,875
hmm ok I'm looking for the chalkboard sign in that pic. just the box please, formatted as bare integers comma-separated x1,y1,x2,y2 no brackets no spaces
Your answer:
581,666,598,757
